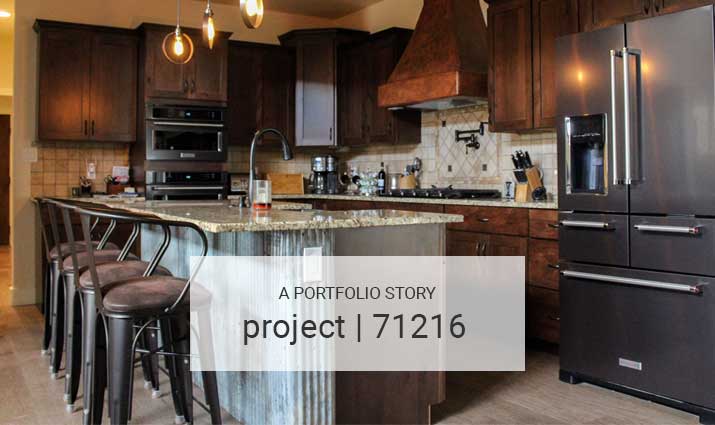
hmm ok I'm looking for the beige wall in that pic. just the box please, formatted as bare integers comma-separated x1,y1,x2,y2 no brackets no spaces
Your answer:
0,95,10,114
0,32,12,96
10,1,335,306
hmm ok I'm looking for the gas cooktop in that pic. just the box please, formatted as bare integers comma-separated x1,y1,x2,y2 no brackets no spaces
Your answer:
380,186,501,200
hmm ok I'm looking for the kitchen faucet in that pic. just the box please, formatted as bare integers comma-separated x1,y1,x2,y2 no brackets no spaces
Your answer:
248,128,293,206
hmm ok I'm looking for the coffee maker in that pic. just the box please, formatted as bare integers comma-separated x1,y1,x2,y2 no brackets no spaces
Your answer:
310,155,339,194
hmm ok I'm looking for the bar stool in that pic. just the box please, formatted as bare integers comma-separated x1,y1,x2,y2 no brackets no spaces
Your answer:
35,198,118,378
74,205,221,425
52,200,171,415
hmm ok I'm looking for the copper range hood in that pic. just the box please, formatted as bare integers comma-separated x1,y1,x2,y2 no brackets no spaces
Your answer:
378,0,488,110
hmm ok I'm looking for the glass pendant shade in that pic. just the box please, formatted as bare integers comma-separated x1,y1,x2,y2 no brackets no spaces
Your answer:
240,0,264,29
203,0,216,49
162,27,194,64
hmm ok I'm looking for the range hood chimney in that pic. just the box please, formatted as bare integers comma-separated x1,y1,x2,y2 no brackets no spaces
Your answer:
378,0,488,110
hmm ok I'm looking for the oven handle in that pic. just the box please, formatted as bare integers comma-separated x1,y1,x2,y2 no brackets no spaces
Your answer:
633,224,702,235
149,186,226,191
152,121,225,128
561,270,704,294
559,220,611,230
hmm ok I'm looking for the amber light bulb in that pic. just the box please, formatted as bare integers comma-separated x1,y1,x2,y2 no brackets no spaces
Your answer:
240,0,264,29
203,0,216,49
173,32,185,56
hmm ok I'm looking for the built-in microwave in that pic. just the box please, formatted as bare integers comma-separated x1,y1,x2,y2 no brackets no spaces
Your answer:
145,104,227,161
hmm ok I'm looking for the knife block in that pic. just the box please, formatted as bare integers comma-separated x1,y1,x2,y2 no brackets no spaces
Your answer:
515,183,531,202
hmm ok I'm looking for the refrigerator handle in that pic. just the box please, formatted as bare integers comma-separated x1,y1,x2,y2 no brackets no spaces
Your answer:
610,49,622,185
622,47,642,185
561,270,704,294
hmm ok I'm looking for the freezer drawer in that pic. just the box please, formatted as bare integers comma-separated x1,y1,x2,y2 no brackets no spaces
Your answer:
559,212,628,266
631,216,715,276
560,263,715,409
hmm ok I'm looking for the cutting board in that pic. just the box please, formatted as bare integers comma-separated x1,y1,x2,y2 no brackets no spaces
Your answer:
267,173,305,195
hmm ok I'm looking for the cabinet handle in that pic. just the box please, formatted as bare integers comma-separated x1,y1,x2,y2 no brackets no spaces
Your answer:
547,263,560,270
654,0,661,13
91,120,95,136
547,315,561,322
478,218,490,223
191,79,196,93
475,242,481,256
329,128,333,141
183,80,189,92
84,120,88,136
643,0,650,14
547,223,559,229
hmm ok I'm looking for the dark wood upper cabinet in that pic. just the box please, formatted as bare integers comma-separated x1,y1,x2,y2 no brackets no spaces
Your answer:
141,24,230,103
90,33,138,142
338,28,421,146
488,0,533,132
486,0,578,132
533,0,579,128
280,29,368,147
579,0,650,31
658,0,714,14
35,21,137,143
227,41,295,146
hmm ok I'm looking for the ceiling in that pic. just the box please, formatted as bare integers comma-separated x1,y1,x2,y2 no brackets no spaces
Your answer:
0,0,12,37
202,0,384,19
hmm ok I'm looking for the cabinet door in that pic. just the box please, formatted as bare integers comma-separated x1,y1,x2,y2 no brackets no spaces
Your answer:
658,0,713,14
227,43,260,145
190,35,229,102
261,47,295,144
38,28,92,141
579,0,651,31
446,231,490,256
528,238,559,290
488,0,533,132
485,234,528,256
532,0,578,129
338,42,369,146
366,36,396,144
144,29,188,99
89,33,138,142
295,38,337,146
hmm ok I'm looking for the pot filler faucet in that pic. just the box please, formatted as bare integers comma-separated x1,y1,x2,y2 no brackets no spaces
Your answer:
248,128,294,206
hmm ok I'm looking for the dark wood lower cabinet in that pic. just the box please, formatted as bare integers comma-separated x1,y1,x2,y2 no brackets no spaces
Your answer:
526,285,560,344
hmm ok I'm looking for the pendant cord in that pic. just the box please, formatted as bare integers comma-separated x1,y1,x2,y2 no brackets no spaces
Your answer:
176,0,181,27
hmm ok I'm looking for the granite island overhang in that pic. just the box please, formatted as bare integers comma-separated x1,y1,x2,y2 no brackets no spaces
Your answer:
69,198,464,425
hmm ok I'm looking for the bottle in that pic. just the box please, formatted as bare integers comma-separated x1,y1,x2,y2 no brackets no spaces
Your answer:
377,162,386,194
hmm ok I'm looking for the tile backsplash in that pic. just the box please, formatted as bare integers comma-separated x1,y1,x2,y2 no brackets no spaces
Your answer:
228,105,558,197
31,142,130,197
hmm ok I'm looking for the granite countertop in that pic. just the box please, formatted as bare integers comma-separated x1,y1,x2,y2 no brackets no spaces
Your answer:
273,193,558,210
61,198,463,233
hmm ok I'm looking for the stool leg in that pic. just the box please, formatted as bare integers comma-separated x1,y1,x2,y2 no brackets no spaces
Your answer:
171,316,194,424
106,317,135,425
160,318,188,424
64,273,82,410
197,308,221,424
140,320,160,398
50,262,65,378
91,310,108,425
42,263,52,354
81,292,99,425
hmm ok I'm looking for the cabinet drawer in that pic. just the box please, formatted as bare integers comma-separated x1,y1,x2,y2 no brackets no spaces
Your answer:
373,202,444,213
631,215,715,276
529,209,559,240
526,286,560,344
559,212,629,266
446,206,528,236
319,200,376,211
528,239,559,290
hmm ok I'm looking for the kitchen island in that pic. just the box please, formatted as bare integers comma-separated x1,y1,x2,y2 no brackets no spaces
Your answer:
76,198,463,425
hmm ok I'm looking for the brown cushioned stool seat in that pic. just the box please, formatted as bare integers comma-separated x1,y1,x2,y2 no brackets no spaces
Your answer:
50,241,119,259
62,250,139,273
103,276,211,316
78,261,172,290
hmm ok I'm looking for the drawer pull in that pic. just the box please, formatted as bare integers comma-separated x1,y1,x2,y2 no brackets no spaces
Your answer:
633,224,702,235
547,263,560,270
561,270,704,294
547,315,560,322
560,220,611,230
547,223,560,229
478,218,490,223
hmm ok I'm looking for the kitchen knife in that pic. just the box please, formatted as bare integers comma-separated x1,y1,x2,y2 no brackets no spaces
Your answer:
524,151,533,168
511,154,520,169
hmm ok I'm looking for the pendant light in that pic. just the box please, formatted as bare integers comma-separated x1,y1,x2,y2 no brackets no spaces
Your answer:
240,0,264,29
203,0,216,49
162,0,194,64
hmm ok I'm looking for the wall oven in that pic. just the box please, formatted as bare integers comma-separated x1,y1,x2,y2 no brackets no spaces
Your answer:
145,171,228,201
145,104,226,161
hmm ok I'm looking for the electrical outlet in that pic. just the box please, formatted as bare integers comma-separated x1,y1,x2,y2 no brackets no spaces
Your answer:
87,163,96,179
303,247,323,283
447,165,453,173
482,164,488,172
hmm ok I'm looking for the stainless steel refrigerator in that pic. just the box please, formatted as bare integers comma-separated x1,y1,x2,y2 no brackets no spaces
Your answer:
555,6,715,422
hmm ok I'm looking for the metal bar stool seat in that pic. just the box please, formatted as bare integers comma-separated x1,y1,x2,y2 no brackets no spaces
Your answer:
50,241,118,259
101,275,211,316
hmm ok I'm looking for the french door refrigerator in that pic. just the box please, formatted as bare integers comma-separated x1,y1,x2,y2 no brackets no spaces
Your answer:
555,6,715,423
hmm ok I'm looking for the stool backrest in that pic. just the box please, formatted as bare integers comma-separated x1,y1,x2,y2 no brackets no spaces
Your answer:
32,198,53,263
74,204,209,316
